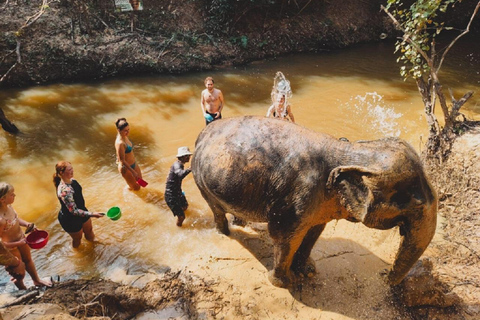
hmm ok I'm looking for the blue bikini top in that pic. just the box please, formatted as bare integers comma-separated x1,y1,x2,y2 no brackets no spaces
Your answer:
125,142,133,153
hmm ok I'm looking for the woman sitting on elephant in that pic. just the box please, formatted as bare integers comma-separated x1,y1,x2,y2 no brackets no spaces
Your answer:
266,94,295,123
266,72,295,123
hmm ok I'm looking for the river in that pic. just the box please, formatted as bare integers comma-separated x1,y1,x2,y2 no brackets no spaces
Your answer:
0,39,479,293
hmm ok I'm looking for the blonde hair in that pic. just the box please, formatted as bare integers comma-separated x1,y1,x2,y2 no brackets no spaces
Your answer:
0,182,13,200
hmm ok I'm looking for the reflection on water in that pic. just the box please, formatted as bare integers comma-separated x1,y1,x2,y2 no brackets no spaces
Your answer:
0,39,479,291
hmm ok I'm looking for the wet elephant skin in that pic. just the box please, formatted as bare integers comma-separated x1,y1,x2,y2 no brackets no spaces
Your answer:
192,116,437,288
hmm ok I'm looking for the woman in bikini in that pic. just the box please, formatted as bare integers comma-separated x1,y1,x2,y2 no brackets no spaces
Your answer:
53,161,104,248
0,182,51,289
115,118,143,191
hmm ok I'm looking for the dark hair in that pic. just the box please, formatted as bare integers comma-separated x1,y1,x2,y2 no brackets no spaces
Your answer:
115,118,129,131
204,77,214,84
53,161,71,188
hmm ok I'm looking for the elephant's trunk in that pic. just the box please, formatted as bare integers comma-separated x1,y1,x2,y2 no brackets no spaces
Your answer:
388,199,437,285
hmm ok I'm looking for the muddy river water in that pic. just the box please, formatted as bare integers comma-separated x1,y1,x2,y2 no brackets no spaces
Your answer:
0,39,479,297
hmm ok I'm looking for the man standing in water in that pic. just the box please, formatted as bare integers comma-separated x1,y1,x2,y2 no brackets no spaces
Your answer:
165,147,193,227
200,77,224,125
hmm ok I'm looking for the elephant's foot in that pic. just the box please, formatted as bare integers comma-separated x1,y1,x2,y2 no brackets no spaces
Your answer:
232,215,246,227
386,269,405,286
292,257,316,278
268,269,292,288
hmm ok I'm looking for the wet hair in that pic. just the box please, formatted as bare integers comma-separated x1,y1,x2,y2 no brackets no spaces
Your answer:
0,182,13,200
53,161,71,188
204,77,214,85
115,118,129,131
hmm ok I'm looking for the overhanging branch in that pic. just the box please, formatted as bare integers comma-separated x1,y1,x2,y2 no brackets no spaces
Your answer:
437,0,480,72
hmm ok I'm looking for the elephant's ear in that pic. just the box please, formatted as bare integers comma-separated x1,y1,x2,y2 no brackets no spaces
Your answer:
326,166,379,221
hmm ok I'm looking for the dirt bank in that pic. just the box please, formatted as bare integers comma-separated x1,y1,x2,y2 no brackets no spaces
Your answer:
0,128,479,320
1,0,478,88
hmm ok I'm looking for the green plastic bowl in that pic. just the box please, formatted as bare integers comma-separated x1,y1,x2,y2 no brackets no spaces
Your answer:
107,207,121,221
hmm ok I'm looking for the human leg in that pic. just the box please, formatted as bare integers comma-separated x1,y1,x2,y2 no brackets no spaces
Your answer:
120,164,140,190
68,230,84,248
82,218,95,242
166,196,186,227
9,249,26,290
133,163,142,180
17,244,51,287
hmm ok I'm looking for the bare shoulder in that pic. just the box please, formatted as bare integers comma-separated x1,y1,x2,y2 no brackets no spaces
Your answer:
115,138,125,149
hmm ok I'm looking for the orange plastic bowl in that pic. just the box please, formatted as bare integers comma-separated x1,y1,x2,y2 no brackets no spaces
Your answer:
26,230,49,249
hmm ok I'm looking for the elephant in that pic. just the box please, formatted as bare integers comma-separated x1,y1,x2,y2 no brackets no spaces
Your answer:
192,116,437,288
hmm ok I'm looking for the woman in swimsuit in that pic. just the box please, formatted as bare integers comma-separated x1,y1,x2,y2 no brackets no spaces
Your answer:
266,95,295,123
0,182,51,289
53,162,104,248
115,118,143,191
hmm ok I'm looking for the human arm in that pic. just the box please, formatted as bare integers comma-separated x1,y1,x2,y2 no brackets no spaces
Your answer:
200,90,207,115
173,161,191,179
2,238,26,248
216,90,224,118
287,105,295,123
266,105,274,117
17,217,36,233
58,183,92,217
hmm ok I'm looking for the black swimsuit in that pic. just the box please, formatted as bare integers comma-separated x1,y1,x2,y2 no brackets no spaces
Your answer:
57,180,90,233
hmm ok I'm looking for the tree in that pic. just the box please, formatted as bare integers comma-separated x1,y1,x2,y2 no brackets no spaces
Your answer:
0,0,54,134
382,0,480,159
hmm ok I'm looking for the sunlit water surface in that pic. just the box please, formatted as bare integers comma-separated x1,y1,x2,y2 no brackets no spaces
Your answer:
0,39,478,290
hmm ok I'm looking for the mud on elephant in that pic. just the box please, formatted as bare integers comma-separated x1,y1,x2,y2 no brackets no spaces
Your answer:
192,116,437,288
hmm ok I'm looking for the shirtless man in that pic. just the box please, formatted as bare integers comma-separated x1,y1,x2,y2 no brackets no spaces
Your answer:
200,77,224,125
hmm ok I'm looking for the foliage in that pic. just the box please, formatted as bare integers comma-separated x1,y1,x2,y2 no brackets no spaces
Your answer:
386,0,456,80
204,0,316,35
229,35,248,49
205,0,276,35
382,0,479,158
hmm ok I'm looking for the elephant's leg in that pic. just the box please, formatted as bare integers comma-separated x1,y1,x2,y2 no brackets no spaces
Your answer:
267,209,307,287
388,210,436,285
268,239,301,288
291,224,326,276
212,207,230,236
200,189,230,235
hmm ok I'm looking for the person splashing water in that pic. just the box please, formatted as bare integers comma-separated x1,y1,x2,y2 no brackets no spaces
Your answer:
266,71,295,122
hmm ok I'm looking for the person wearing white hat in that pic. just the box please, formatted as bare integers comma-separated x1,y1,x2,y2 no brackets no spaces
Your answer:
165,147,193,227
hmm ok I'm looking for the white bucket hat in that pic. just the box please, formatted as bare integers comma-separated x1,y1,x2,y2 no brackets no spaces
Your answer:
176,146,193,158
